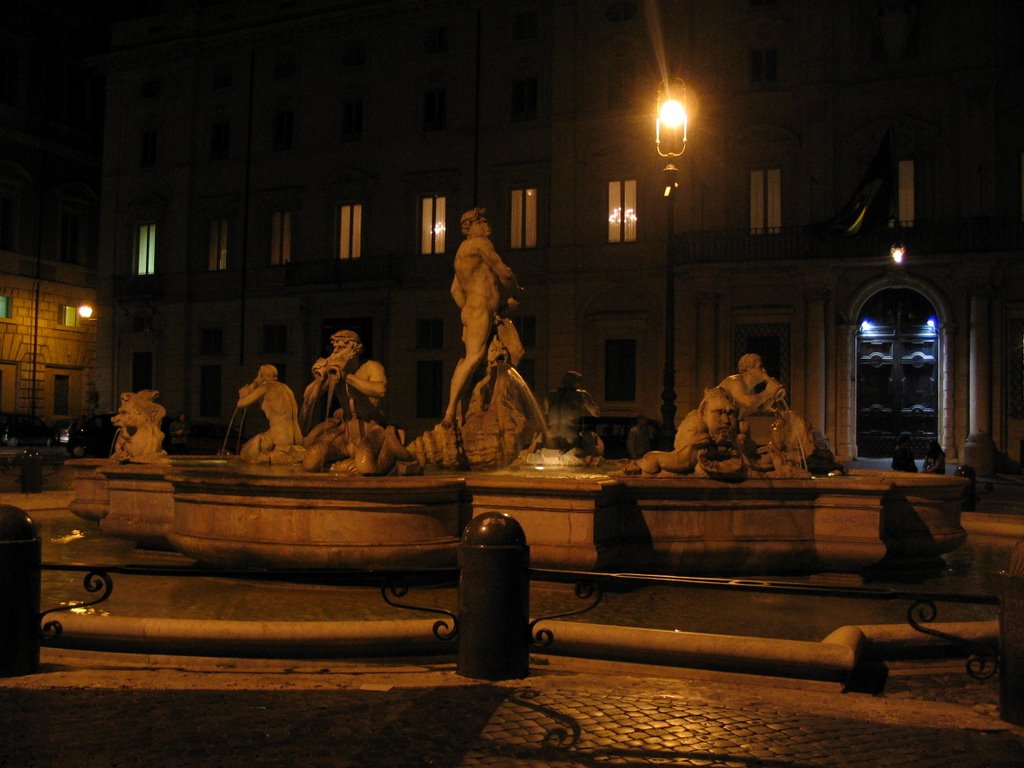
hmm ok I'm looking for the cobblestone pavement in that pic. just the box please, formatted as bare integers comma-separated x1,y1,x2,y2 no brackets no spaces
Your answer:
1,652,1022,768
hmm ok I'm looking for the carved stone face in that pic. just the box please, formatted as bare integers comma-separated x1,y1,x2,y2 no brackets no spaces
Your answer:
702,393,739,445
468,218,491,238
330,333,362,360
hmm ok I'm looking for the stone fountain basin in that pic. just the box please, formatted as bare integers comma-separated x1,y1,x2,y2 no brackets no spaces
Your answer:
67,459,967,575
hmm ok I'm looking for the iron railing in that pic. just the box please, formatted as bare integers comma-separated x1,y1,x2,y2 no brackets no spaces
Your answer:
39,562,1000,678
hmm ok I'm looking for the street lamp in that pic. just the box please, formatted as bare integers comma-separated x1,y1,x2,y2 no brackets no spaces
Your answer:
655,79,688,448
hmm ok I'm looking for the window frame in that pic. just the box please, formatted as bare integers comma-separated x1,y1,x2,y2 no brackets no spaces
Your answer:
607,179,638,243
207,217,229,271
420,195,447,255
337,203,363,260
750,168,781,234
270,209,292,266
510,187,538,249
136,222,156,275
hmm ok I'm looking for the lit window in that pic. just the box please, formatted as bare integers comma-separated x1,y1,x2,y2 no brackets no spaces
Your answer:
137,223,156,275
898,159,915,226
338,204,363,260
750,169,781,234
270,210,292,265
59,305,79,327
421,195,446,254
0,295,11,318
208,218,228,271
608,180,637,243
510,188,538,249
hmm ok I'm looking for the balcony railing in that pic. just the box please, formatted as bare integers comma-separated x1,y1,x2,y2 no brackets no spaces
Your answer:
674,217,1024,264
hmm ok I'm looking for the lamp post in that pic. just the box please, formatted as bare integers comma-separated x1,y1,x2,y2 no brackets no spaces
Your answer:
655,79,688,448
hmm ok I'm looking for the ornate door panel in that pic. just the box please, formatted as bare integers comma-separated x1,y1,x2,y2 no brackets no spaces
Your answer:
856,289,939,457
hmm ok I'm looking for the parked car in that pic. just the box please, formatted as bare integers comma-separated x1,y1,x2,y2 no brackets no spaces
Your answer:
65,413,119,458
53,418,75,447
0,412,56,447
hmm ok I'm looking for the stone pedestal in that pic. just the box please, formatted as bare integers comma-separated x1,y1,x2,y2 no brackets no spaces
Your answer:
961,431,995,477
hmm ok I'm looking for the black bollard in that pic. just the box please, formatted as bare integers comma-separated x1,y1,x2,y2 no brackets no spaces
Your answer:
457,512,530,680
20,449,42,493
1000,541,1024,725
0,505,40,677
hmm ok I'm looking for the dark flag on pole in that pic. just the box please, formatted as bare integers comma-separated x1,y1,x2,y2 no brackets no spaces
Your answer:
807,128,895,237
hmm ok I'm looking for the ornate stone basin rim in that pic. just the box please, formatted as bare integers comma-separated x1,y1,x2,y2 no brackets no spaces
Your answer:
68,457,968,576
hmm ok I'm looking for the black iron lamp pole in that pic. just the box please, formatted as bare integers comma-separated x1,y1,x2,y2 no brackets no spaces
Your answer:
655,79,688,449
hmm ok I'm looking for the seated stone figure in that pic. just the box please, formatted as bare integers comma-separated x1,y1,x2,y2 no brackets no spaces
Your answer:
544,370,602,458
299,329,420,475
626,387,759,479
111,390,168,463
236,364,305,465
718,353,786,422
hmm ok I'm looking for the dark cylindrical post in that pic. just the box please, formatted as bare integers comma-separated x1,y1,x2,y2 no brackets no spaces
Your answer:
457,512,529,680
0,505,40,677
1000,541,1024,725
20,449,43,493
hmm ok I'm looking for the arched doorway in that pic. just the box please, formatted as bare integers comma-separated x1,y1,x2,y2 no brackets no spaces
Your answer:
856,288,939,457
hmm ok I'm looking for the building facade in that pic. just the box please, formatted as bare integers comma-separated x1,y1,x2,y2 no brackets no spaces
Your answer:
0,3,106,422
94,0,1024,470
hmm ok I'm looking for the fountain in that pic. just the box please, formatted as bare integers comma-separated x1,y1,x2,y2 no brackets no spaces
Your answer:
69,209,967,575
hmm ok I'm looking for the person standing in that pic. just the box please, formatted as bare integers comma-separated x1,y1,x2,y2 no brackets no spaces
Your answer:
626,415,656,459
169,411,189,454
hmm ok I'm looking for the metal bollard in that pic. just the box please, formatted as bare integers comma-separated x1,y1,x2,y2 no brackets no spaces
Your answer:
1000,541,1024,725
0,505,40,677
457,512,530,681
20,449,43,493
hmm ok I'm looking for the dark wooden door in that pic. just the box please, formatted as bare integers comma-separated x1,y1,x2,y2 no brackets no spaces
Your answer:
856,289,938,457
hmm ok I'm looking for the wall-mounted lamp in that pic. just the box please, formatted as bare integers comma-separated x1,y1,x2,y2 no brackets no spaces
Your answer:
77,304,94,319
889,243,905,265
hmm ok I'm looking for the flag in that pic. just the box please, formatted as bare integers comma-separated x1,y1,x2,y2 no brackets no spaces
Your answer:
807,128,894,238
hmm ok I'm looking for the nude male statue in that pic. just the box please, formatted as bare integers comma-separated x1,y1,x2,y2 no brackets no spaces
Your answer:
443,208,523,427
236,364,304,464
